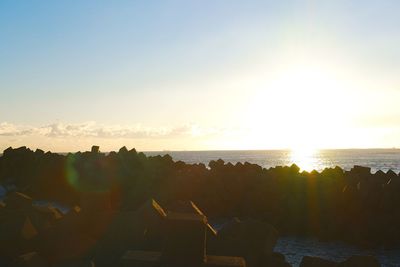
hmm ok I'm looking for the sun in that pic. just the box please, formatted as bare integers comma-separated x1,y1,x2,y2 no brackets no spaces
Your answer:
290,147,319,172
242,61,350,151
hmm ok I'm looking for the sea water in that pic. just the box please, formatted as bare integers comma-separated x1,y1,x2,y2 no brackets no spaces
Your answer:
274,237,400,267
145,149,400,173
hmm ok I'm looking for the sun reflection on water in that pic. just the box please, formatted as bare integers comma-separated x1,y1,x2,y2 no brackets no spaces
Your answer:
290,148,319,172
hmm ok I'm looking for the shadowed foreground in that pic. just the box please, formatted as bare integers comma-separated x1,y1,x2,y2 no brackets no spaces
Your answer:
0,146,397,266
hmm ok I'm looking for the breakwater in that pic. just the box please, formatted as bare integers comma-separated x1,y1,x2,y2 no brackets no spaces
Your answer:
0,146,399,266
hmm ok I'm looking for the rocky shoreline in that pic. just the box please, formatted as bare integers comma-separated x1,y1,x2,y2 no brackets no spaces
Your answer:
1,146,398,266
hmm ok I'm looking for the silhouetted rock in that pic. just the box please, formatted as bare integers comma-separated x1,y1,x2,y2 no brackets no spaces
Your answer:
36,228,96,265
161,211,207,264
219,218,278,256
217,218,278,267
351,165,371,176
0,145,396,260
121,200,246,267
118,146,128,154
15,252,49,267
0,211,38,260
91,146,100,153
136,199,167,249
263,252,291,267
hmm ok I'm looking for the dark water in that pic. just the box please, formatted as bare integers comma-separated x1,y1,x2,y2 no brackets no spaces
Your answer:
274,237,400,267
145,149,400,173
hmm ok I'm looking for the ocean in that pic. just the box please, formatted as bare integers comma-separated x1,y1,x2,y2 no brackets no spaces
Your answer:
144,149,400,174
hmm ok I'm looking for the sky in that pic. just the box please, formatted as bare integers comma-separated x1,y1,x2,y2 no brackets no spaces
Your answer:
0,1,399,152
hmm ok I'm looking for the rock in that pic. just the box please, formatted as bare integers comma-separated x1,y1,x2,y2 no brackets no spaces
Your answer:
92,211,146,267
4,192,33,210
120,200,246,267
350,166,371,177
338,255,380,267
218,218,278,256
264,252,291,267
53,259,95,267
118,146,129,154
216,218,278,267
300,256,337,267
135,199,167,250
167,200,217,239
3,146,14,156
34,204,97,264
21,217,39,240
0,212,38,241
290,164,300,173
80,192,112,212
36,228,97,265
56,206,82,232
32,205,63,220
29,205,63,233
386,169,397,178
91,146,100,153
34,149,45,155
15,251,49,267
120,250,161,267
209,159,225,169
161,211,207,264
205,255,247,267
0,212,39,260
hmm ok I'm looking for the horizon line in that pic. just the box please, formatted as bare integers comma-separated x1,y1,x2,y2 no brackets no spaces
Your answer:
1,146,399,154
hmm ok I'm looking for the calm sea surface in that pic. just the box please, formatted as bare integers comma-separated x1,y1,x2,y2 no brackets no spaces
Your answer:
145,149,400,173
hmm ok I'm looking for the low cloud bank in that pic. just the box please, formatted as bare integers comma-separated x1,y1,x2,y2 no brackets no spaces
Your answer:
0,122,197,139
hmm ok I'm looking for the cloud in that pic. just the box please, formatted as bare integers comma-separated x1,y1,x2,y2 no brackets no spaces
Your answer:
0,121,201,139
0,121,238,139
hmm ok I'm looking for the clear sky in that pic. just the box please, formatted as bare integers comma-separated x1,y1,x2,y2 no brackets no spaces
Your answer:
1,1,399,152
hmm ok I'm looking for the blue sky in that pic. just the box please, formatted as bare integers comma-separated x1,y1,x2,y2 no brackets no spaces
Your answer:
1,1,399,151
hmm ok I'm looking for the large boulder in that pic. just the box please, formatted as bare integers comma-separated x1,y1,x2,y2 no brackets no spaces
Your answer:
92,211,146,267
218,218,278,256
36,228,97,265
136,199,167,249
263,252,291,267
350,166,371,177
35,205,97,265
28,205,63,234
167,200,217,240
0,211,39,260
214,218,278,267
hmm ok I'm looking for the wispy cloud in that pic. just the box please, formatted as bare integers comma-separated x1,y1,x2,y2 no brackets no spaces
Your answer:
0,121,222,139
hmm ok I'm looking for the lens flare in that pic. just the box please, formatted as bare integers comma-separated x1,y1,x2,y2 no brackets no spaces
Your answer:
65,154,80,190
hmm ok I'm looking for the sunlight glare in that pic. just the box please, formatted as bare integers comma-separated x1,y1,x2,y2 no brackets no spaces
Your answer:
244,61,352,150
290,147,319,172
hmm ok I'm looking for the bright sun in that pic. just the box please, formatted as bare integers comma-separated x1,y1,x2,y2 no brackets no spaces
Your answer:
290,147,318,172
243,62,351,152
